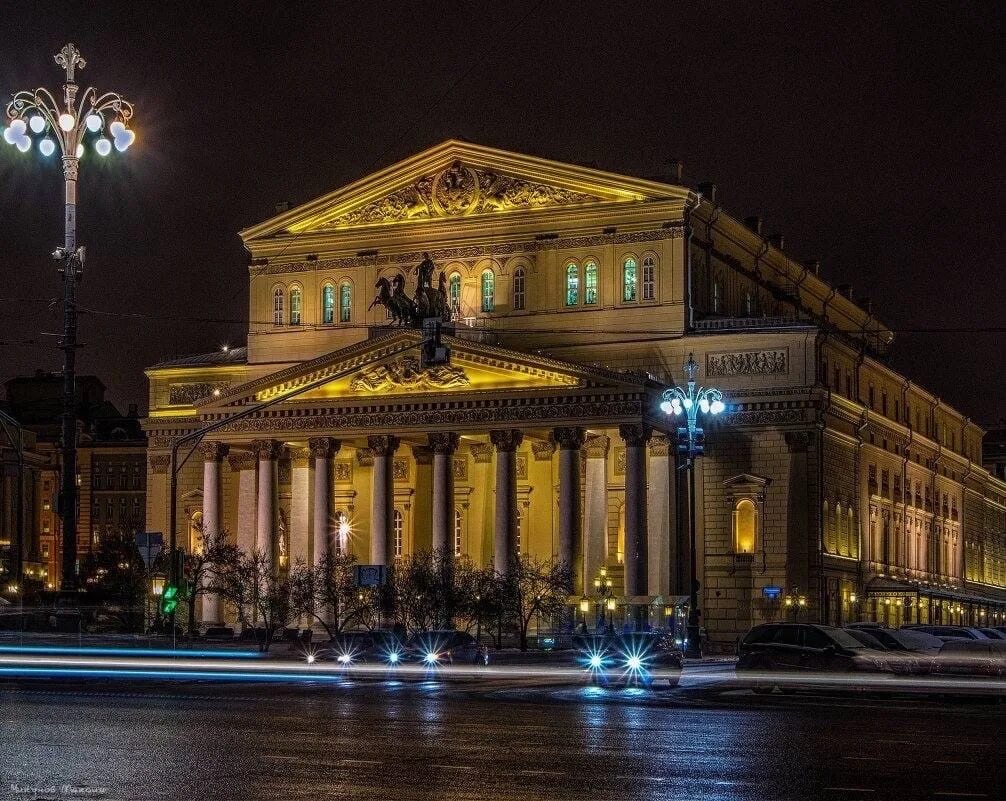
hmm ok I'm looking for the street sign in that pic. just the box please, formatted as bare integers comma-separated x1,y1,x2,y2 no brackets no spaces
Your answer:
355,565,387,587
762,585,783,600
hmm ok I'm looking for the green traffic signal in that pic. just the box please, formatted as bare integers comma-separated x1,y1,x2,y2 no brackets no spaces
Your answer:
161,584,179,615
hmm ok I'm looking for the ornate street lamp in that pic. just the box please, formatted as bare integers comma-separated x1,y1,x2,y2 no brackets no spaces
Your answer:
4,44,135,592
660,353,725,658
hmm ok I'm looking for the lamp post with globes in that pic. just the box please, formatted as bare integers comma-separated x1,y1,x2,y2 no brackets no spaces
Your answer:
660,353,725,658
4,44,135,592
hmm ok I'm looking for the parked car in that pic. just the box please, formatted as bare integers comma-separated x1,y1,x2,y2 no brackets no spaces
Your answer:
737,623,893,691
404,630,488,666
977,628,1005,640
901,625,990,641
328,629,405,664
574,632,682,687
844,626,943,675
932,640,1006,678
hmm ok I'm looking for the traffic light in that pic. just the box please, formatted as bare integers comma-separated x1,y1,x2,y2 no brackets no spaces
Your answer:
160,584,179,616
676,426,690,455
692,427,705,457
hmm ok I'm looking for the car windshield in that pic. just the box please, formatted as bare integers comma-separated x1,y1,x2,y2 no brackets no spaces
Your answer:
888,630,943,651
826,628,870,649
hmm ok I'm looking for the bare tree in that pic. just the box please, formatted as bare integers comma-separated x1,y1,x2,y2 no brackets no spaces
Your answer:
452,556,505,645
211,547,293,652
183,525,236,638
504,554,573,652
289,551,377,639
387,550,452,635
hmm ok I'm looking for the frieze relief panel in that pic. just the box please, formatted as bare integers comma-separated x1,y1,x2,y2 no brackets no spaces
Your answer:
168,382,232,405
334,460,353,483
705,349,788,378
350,357,469,393
516,455,528,481
393,458,410,481
452,456,469,482
614,447,626,476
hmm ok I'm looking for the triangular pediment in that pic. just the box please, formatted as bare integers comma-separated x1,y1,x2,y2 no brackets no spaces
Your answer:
199,329,647,412
240,140,685,240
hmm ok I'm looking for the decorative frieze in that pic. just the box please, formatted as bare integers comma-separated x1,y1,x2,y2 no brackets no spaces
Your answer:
168,381,231,406
334,459,354,481
516,455,528,481
351,357,469,392
614,447,626,476
355,449,374,467
584,434,610,459
648,434,671,457
393,457,409,481
469,443,492,464
705,349,788,377
531,438,556,461
149,454,171,474
227,451,257,472
723,409,805,426
452,455,469,481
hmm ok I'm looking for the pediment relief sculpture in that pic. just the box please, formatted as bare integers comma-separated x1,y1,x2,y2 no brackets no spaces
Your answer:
324,160,602,229
350,356,470,393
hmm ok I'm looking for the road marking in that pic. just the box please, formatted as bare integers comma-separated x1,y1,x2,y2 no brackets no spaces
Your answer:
518,770,566,777
616,776,665,781
338,758,382,766
842,756,881,761
823,788,876,794
933,794,987,798
431,764,474,771
934,760,976,766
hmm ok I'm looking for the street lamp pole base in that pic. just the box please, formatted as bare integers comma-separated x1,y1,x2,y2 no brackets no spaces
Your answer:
685,622,702,659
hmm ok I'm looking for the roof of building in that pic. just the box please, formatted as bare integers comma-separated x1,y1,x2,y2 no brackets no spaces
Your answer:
149,347,248,370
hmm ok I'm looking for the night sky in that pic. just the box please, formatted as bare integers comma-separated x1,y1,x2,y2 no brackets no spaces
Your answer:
1,3,1002,424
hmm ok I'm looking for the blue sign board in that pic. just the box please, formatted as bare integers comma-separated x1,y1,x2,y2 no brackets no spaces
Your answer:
762,585,783,600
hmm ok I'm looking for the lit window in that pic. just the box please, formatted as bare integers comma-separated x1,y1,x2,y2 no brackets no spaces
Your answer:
642,256,655,300
481,269,495,313
393,509,404,559
744,291,755,316
322,284,335,324
712,277,721,313
454,509,463,557
565,263,579,306
584,260,598,304
513,266,526,311
339,282,352,323
272,287,285,326
289,287,302,325
622,257,637,302
733,499,757,554
449,272,462,317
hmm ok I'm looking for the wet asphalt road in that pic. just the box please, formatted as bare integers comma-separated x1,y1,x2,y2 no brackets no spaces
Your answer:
1,674,1002,801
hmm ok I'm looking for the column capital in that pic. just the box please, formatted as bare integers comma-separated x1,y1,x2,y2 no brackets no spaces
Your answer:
428,432,461,455
368,435,401,457
252,438,282,460
149,454,170,475
490,429,523,453
785,430,816,453
199,441,229,462
648,434,672,457
531,438,556,461
470,443,492,463
619,423,653,448
308,436,341,459
554,426,586,450
585,434,610,459
412,445,434,465
227,450,258,472
290,447,311,468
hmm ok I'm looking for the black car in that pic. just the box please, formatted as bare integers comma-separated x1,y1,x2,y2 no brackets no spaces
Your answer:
737,623,893,686
404,630,488,666
327,629,405,664
573,632,682,687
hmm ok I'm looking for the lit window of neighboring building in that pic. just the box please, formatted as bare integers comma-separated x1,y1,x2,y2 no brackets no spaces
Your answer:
322,284,335,324
622,257,637,302
642,256,655,300
584,260,598,304
513,266,526,311
289,287,302,325
565,263,579,306
449,272,462,317
481,269,495,313
393,509,404,559
339,282,352,322
273,287,284,326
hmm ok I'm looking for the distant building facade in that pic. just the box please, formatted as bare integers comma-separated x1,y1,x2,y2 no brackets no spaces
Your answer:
4,372,147,587
142,141,1006,644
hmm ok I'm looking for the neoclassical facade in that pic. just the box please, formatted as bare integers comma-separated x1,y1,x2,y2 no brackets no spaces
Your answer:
144,141,1006,646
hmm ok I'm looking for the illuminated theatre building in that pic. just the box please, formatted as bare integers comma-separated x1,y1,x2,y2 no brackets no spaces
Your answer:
144,141,1006,646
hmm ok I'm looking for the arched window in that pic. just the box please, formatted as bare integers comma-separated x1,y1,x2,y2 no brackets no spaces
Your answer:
513,266,526,311
622,257,637,302
393,509,403,559
449,272,462,317
642,256,655,300
289,286,302,325
272,287,285,326
744,291,755,316
565,262,579,306
733,499,756,554
584,260,598,305
339,282,352,322
481,269,495,313
711,276,722,313
454,508,463,557
322,284,335,324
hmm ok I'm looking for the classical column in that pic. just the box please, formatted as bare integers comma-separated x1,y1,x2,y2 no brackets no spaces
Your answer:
647,435,673,600
429,433,460,559
199,441,228,626
490,429,523,575
228,451,258,557
290,448,311,576
369,435,400,566
309,437,339,567
584,434,610,589
554,427,585,590
620,425,652,621
253,439,280,568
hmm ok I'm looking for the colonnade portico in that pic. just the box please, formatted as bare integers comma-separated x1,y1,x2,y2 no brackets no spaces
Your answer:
192,421,672,617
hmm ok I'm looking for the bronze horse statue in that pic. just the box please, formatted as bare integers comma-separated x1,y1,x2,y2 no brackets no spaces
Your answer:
369,274,416,326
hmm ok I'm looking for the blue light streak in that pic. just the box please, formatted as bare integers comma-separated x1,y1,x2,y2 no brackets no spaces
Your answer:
0,645,260,659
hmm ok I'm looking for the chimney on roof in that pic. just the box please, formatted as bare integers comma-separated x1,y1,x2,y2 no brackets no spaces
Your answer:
803,259,821,276
697,181,717,204
837,283,853,299
767,233,785,250
744,216,763,236
275,201,291,214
